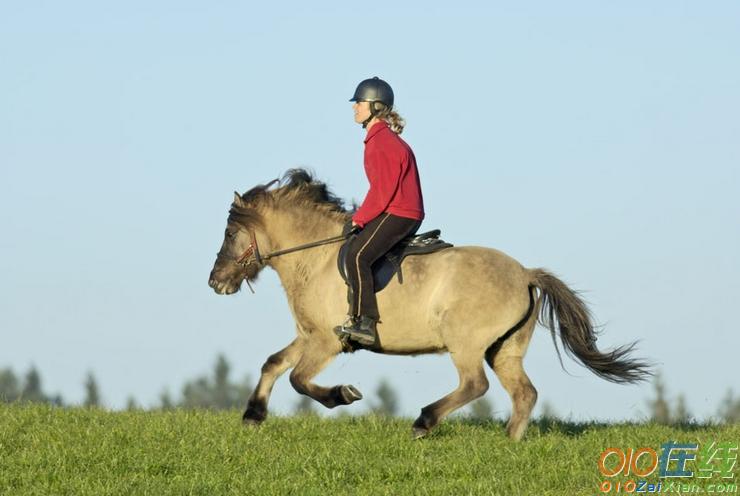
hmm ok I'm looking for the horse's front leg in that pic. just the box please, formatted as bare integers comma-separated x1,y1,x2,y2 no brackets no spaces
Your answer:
243,337,305,425
289,332,363,409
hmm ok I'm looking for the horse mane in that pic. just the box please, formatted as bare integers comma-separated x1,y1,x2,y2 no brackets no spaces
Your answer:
230,169,349,228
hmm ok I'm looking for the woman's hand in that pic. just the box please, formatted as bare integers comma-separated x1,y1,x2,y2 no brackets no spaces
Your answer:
343,219,361,236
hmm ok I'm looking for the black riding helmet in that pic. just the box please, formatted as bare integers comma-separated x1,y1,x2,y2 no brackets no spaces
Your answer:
350,77,394,128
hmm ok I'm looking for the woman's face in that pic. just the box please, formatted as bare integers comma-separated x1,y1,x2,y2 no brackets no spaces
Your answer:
353,101,371,124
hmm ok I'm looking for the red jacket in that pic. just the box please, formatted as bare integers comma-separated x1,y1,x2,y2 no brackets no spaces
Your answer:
352,121,425,227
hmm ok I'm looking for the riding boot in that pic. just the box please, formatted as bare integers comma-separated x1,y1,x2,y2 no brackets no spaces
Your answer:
339,315,378,346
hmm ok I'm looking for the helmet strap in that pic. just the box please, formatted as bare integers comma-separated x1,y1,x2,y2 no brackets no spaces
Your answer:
361,102,383,129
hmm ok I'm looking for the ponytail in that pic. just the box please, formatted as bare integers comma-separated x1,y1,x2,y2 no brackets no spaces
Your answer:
383,109,406,134
372,103,406,134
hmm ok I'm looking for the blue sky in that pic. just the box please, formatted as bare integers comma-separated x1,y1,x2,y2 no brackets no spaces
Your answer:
1,1,738,420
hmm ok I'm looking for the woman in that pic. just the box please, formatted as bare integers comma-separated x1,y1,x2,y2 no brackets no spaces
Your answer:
339,77,425,346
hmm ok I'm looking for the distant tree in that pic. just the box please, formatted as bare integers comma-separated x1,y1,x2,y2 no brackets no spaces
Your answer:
234,375,254,408
539,400,559,421
648,373,671,424
718,390,740,424
180,355,253,410
22,366,45,403
293,394,316,415
10,365,64,406
213,355,231,409
83,372,100,408
0,368,20,403
181,377,212,409
159,389,174,410
371,378,399,416
673,394,691,425
294,395,317,416
469,397,494,420
125,395,139,411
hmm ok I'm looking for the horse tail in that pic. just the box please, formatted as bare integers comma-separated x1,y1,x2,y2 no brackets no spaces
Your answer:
529,268,652,384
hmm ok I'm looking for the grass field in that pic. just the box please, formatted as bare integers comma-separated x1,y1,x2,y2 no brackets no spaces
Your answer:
1,404,738,495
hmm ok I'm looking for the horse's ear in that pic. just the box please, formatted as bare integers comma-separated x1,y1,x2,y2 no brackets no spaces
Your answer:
233,192,244,207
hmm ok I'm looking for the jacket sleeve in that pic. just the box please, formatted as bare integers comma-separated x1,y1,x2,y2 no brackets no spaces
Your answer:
352,147,403,227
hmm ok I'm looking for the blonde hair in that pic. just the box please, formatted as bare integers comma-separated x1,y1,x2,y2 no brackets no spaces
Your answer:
372,103,406,134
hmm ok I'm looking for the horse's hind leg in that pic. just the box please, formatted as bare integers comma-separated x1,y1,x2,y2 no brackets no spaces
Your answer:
412,349,489,439
480,288,540,440
489,355,537,441
485,296,539,441
243,337,305,425
289,333,363,409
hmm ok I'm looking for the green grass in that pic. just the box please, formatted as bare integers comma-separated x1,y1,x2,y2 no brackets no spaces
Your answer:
1,404,738,495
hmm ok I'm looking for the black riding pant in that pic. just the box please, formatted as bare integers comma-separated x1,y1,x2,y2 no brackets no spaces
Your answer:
345,213,421,320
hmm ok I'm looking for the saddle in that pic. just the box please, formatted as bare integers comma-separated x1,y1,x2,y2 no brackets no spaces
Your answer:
337,229,453,293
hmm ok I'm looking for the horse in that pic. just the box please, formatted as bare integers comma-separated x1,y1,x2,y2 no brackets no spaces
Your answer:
208,169,650,440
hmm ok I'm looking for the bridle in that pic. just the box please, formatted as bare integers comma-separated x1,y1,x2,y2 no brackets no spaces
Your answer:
234,229,265,268
224,227,348,293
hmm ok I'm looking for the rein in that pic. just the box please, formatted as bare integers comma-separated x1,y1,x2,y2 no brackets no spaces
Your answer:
233,229,348,293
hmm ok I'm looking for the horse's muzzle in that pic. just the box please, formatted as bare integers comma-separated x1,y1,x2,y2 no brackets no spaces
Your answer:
208,270,240,295
209,279,239,295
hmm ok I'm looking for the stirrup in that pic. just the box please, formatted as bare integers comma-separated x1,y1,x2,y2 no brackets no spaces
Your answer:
340,316,377,346
333,316,355,338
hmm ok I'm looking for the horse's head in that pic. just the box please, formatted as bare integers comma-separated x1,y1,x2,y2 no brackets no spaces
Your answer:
208,190,270,295
208,170,348,295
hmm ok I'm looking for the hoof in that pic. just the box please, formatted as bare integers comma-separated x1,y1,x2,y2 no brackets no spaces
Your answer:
242,401,267,426
340,385,363,404
412,408,436,439
412,427,429,440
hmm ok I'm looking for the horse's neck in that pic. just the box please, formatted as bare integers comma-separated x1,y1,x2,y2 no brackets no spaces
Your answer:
263,206,341,251
263,207,343,290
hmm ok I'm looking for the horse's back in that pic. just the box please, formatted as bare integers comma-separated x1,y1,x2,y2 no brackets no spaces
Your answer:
415,245,529,282
382,244,532,309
